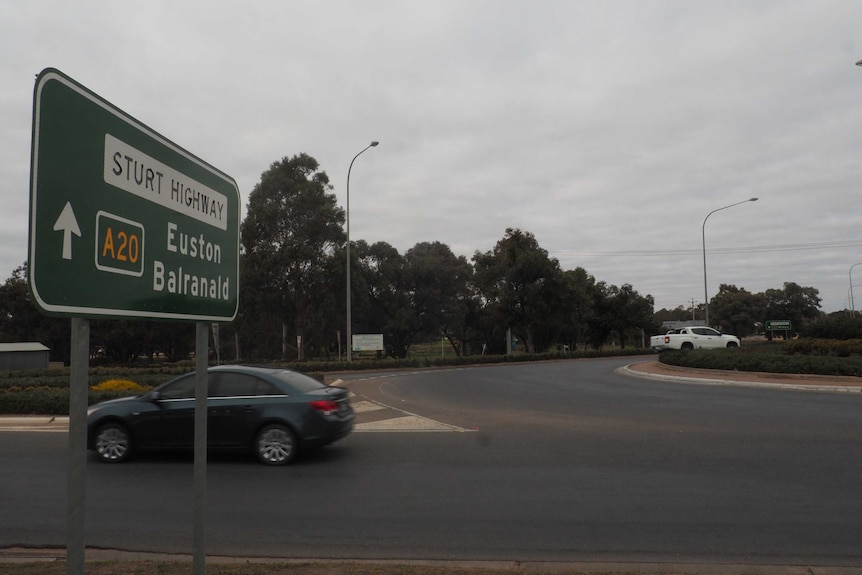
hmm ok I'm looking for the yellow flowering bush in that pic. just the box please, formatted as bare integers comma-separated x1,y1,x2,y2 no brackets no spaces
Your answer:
90,379,149,392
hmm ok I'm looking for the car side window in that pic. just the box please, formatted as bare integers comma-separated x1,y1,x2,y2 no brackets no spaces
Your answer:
158,375,196,400
692,328,713,336
210,373,280,397
253,379,282,395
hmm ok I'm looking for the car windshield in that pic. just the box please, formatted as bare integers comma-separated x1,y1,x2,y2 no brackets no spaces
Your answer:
270,370,327,393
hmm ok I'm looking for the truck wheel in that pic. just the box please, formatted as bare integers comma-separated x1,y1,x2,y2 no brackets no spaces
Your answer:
681,342,694,351
726,342,738,348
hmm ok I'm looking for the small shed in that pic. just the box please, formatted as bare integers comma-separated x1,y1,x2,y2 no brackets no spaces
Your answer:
0,342,51,370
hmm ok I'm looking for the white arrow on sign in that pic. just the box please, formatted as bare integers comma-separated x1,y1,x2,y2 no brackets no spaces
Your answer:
53,201,81,260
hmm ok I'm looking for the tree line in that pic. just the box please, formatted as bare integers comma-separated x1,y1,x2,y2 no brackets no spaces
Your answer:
0,153,825,364
655,282,823,338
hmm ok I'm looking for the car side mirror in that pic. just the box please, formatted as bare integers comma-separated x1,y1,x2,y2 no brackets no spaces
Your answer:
145,390,161,402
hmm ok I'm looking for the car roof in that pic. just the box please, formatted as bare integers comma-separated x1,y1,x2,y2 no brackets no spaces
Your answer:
206,365,295,376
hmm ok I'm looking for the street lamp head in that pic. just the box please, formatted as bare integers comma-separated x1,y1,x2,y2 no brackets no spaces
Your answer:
856,60,862,66
749,197,758,202
370,141,379,147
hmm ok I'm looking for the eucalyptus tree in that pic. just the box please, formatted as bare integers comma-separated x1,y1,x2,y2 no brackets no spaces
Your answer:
580,281,655,349
559,267,598,351
699,282,820,339
404,241,476,356
709,284,764,337
0,263,34,342
240,154,344,360
585,281,615,349
0,263,70,364
762,281,822,336
472,228,566,354
350,240,414,358
605,283,656,348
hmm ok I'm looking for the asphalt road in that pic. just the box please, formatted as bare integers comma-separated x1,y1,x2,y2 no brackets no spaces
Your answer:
1,357,861,567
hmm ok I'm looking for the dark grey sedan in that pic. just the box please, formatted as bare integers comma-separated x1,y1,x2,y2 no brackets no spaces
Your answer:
87,365,354,466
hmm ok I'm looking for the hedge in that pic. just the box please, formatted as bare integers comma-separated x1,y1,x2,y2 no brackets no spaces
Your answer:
658,342,862,377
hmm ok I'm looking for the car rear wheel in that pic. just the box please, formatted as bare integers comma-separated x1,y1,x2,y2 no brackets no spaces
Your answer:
95,422,132,463
255,424,298,466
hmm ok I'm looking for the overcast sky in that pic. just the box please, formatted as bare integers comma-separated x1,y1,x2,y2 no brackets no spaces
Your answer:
4,1,862,315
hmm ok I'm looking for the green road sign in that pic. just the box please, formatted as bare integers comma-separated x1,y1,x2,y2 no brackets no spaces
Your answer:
765,320,791,331
29,68,240,321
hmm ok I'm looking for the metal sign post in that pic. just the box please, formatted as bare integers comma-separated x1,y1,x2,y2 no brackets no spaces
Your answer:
193,323,209,575
66,318,89,575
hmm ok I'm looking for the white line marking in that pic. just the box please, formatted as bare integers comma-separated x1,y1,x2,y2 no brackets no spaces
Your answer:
354,415,470,433
352,400,387,413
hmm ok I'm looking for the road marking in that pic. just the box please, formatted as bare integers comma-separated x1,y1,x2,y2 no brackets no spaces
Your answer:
352,400,387,413
350,395,472,433
333,383,472,432
355,415,470,433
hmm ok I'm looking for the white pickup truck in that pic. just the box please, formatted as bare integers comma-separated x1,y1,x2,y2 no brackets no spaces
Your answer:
650,326,740,351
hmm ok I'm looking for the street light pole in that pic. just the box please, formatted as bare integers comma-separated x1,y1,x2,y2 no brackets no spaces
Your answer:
849,263,862,315
849,63,862,313
346,141,378,362
702,197,758,327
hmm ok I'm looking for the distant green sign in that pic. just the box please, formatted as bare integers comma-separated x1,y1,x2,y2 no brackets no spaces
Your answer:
765,320,791,331
29,68,240,321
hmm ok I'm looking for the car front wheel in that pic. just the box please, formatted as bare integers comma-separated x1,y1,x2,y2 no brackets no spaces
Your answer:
95,422,132,463
255,424,298,466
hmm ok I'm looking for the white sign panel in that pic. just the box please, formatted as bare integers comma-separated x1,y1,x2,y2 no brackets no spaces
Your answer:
352,333,384,352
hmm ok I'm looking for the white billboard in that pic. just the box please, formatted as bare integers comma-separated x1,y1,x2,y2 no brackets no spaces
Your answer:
352,333,384,352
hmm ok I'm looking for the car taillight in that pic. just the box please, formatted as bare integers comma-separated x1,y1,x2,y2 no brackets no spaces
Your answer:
311,400,339,416
664,336,670,343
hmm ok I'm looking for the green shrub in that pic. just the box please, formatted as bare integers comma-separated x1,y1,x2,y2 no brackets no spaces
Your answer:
0,387,151,415
659,345,862,376
0,365,178,415
0,374,73,390
800,316,862,339
0,387,72,415
782,338,862,357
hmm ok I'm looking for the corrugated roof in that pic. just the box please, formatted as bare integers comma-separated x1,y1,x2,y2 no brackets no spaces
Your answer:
0,342,50,352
